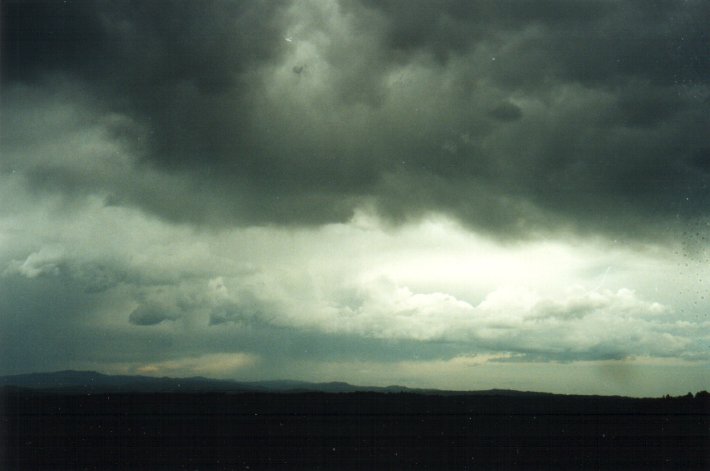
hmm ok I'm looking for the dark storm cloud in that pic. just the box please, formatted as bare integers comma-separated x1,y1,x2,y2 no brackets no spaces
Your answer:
488,102,523,122
2,0,284,86
1,0,106,81
128,305,178,326
3,0,709,240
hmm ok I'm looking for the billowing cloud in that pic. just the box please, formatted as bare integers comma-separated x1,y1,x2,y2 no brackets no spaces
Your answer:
5,246,65,278
199,273,689,361
2,0,708,239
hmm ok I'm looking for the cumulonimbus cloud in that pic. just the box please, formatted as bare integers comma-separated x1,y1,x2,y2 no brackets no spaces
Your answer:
2,0,708,241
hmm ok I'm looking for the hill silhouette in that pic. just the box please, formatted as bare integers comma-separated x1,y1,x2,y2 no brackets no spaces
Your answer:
1,371,708,470
0,370,557,396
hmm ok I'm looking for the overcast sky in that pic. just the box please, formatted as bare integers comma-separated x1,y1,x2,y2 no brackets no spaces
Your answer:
1,0,708,396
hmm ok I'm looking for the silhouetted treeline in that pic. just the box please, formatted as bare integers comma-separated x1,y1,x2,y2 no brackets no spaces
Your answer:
2,390,708,470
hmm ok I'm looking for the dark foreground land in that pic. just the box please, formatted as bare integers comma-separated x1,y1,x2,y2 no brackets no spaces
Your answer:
1,390,708,470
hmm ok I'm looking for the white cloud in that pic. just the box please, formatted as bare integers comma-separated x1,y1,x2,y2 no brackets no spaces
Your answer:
323,283,679,356
190,264,688,360
0,138,707,388
5,245,65,278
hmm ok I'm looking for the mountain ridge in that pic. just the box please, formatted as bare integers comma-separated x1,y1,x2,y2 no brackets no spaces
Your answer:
0,369,563,397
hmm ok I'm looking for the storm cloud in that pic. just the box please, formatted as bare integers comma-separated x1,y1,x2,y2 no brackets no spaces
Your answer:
3,0,708,238
1,0,708,395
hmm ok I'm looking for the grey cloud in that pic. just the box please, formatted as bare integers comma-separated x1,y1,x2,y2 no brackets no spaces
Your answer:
128,304,179,326
1,0,106,82
0,273,108,373
2,239,134,296
690,148,710,173
0,261,474,375
208,300,264,326
4,247,65,279
70,263,127,294
2,0,709,242
488,102,522,122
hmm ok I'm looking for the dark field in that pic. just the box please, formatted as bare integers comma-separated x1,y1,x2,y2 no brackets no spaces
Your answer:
2,391,708,470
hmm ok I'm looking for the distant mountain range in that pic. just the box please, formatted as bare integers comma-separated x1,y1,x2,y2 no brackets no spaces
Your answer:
0,370,554,396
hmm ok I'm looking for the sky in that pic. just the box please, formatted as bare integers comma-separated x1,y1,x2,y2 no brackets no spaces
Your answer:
1,0,708,397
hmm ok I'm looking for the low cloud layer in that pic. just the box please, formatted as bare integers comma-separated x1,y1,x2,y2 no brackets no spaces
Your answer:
0,189,707,394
